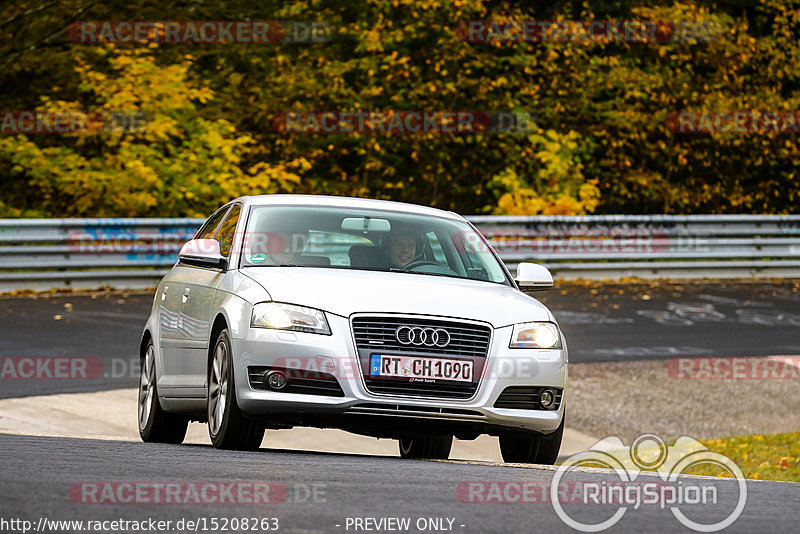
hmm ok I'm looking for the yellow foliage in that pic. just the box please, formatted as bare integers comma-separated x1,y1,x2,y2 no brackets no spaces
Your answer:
488,130,600,215
0,46,304,217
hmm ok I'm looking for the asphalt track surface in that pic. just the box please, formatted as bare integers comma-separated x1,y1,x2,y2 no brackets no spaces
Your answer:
2,433,798,533
2,281,800,533
1,280,799,399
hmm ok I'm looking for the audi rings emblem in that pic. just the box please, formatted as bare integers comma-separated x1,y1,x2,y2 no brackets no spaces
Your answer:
395,326,451,347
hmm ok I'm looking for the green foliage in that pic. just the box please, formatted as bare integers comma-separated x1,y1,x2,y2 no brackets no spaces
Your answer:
694,432,800,482
1,0,799,217
486,129,599,215
0,46,306,217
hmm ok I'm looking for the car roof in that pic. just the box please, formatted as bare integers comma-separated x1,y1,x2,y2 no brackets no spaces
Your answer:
232,195,463,220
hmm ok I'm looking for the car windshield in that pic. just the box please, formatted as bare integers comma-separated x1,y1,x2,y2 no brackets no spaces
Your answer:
239,205,509,284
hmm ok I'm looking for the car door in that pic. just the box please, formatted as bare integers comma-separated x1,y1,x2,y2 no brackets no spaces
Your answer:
177,203,242,393
155,273,185,395
159,206,229,394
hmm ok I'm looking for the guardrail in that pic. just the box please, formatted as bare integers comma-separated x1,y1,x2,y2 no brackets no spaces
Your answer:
1,214,799,291
0,218,200,291
470,214,800,280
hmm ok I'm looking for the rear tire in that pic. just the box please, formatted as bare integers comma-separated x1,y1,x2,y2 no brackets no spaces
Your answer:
499,416,564,465
398,435,453,460
138,340,188,444
208,329,265,450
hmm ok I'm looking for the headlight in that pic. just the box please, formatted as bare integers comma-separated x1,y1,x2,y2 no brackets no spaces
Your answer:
251,302,331,335
509,321,562,349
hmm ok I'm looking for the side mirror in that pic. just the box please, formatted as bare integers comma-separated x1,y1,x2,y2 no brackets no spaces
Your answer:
515,262,553,293
179,239,228,270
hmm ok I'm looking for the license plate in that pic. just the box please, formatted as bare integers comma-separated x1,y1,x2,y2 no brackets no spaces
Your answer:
370,354,473,382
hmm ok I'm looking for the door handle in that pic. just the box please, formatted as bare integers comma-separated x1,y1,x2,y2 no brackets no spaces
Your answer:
182,287,190,303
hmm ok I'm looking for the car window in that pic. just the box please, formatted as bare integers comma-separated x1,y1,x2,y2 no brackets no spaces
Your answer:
241,205,510,285
453,230,507,282
426,231,447,264
195,207,230,240
214,204,241,258
305,230,375,266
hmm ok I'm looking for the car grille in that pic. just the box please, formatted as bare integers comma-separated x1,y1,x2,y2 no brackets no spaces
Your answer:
493,386,563,410
248,366,345,397
351,403,484,417
352,316,492,358
352,316,492,400
361,379,477,399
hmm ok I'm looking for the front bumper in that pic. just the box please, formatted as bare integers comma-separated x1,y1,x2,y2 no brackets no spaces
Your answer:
233,314,567,435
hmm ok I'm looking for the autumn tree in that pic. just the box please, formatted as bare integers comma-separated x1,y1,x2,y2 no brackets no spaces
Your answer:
1,0,799,216
0,45,307,217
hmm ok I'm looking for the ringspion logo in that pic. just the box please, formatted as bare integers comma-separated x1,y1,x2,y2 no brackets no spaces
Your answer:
552,434,746,532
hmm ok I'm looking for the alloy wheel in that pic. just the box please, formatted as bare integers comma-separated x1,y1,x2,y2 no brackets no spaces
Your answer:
209,338,229,435
138,344,156,430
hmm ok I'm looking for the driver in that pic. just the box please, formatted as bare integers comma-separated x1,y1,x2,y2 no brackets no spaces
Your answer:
259,231,305,265
385,232,418,268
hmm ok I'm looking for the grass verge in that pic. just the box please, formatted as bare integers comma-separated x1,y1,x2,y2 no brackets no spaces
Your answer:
686,431,800,482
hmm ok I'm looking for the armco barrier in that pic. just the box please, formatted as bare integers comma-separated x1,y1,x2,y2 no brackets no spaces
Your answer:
470,214,800,280
0,218,200,291
0,214,799,291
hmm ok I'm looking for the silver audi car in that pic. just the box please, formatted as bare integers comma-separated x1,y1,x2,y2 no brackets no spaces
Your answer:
138,195,567,463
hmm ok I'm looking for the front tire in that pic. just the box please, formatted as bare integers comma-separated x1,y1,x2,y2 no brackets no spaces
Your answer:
207,329,264,450
138,340,188,444
499,416,564,465
398,435,453,460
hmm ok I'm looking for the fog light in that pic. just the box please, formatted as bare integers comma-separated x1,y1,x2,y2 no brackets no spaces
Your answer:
265,370,287,390
540,389,555,409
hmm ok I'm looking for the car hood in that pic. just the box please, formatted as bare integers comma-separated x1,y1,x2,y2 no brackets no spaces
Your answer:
240,267,553,328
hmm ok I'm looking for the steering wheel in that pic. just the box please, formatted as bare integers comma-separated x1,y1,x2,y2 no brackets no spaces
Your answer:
401,259,442,270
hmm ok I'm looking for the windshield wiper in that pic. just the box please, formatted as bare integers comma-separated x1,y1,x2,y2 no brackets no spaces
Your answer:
389,268,453,278
245,263,307,267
